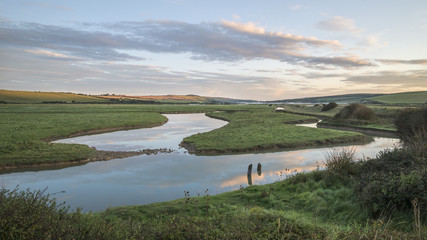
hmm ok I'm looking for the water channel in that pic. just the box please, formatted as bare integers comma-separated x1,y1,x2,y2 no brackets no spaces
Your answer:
0,114,400,212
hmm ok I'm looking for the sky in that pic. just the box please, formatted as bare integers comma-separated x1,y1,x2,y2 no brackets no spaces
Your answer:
0,0,426,100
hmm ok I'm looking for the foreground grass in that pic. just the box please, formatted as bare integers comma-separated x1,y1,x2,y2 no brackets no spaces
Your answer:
2,146,425,239
182,109,368,153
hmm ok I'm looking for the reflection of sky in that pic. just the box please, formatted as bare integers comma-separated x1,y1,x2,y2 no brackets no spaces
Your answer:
53,114,227,152
1,114,400,212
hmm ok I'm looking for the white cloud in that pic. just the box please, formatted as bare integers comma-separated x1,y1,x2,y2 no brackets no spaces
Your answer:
0,20,371,68
317,16,364,35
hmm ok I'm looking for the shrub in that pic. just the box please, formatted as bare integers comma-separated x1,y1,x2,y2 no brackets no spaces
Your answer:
395,107,427,151
355,148,427,218
0,187,117,239
334,103,376,121
321,102,338,112
323,147,359,184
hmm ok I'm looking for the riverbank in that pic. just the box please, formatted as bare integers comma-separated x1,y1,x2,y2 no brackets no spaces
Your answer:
0,148,175,172
318,122,397,138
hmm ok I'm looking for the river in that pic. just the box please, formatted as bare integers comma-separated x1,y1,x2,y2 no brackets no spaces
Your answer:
0,114,399,212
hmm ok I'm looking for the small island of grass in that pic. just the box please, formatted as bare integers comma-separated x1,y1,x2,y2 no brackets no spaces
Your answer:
181,109,369,154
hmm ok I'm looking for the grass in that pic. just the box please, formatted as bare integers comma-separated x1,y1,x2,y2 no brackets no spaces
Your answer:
0,89,107,103
3,165,424,239
1,104,425,238
182,108,369,153
0,104,167,168
98,146,426,239
277,103,422,132
1,104,370,169
368,91,427,104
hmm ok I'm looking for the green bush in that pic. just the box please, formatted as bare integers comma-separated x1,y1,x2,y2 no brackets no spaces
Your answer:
334,103,376,121
355,148,427,218
395,107,427,151
323,147,360,185
0,187,117,239
321,102,338,112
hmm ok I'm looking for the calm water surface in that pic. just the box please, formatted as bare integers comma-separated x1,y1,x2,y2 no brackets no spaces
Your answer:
1,114,399,211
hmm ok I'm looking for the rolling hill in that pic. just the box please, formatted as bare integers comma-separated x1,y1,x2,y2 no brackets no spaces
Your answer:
96,94,257,104
0,90,106,103
367,91,427,104
273,91,427,105
1,89,425,105
270,93,384,104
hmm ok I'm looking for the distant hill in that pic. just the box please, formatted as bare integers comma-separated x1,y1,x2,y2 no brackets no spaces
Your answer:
271,93,385,104
367,91,427,104
98,94,257,104
0,90,255,104
0,90,106,103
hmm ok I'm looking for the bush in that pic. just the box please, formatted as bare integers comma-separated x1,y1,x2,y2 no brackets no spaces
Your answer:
0,187,117,239
323,147,360,185
334,103,376,121
321,102,338,112
395,107,427,151
355,148,427,218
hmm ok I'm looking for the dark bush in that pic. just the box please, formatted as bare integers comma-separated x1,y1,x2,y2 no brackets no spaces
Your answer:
334,103,376,121
355,148,427,218
395,107,427,150
321,102,338,112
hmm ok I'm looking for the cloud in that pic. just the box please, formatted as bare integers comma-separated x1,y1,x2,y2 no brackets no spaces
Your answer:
0,47,287,99
0,20,372,68
342,70,427,88
317,16,364,35
376,59,427,65
290,5,302,10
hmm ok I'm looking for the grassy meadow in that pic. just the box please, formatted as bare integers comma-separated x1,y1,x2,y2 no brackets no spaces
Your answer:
0,105,168,167
183,109,368,153
275,103,420,132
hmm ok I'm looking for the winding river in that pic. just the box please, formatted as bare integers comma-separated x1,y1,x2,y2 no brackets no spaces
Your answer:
0,114,399,212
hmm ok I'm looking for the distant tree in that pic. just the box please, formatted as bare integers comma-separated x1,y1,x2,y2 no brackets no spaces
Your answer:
321,102,338,112
334,103,376,120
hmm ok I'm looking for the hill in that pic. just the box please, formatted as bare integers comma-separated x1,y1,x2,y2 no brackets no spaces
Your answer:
273,91,427,105
98,94,257,104
271,93,384,104
0,90,106,103
368,91,427,104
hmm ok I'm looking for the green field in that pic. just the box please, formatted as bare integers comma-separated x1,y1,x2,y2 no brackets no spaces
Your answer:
183,109,367,153
0,105,168,168
0,89,107,103
368,91,427,104
275,104,414,132
1,104,368,169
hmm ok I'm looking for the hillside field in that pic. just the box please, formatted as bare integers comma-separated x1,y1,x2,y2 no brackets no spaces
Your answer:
0,90,106,103
368,91,427,104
